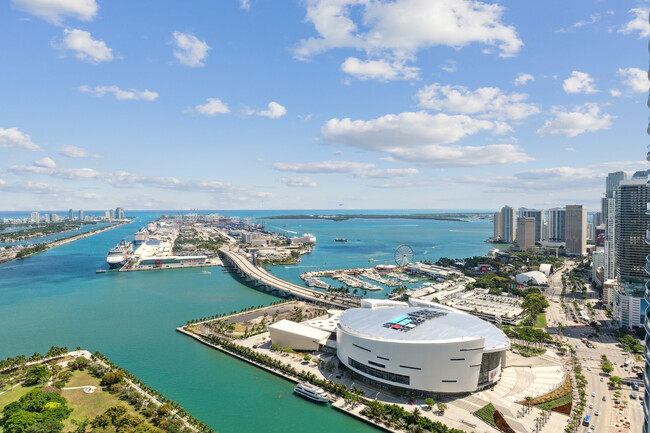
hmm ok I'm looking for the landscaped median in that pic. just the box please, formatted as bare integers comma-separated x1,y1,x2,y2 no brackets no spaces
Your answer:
473,402,516,433
519,374,572,414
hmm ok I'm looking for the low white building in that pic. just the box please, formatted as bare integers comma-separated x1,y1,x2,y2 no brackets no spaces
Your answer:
268,319,331,351
538,264,554,276
514,271,547,286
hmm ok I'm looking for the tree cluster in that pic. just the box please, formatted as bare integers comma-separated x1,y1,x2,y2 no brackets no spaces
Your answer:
1,388,72,433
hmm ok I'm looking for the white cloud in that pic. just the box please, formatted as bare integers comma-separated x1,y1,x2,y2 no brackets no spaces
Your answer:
271,160,375,174
341,57,419,81
271,160,420,179
172,31,210,67
55,29,113,63
321,111,531,167
618,8,650,38
536,103,614,137
513,73,534,86
355,168,419,179
295,0,522,60
610,89,622,97
562,71,597,94
59,144,100,158
79,85,159,101
617,67,648,93
0,127,41,151
258,101,287,119
557,13,600,33
416,84,539,120
240,0,250,10
34,157,56,168
440,60,456,73
277,177,317,187
191,98,230,116
12,0,98,25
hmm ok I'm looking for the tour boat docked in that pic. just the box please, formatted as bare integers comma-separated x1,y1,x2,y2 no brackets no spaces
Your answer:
293,382,331,403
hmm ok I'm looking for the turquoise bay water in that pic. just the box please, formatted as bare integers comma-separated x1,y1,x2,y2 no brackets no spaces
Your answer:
0,211,493,433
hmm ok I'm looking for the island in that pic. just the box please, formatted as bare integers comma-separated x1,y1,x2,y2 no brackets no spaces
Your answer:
260,213,493,222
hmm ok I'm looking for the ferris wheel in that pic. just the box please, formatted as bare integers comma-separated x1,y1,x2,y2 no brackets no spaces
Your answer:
394,244,414,267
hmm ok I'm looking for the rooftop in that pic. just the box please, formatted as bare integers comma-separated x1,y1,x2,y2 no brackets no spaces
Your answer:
339,304,509,349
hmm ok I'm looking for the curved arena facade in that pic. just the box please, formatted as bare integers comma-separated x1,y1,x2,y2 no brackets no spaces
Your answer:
336,299,509,394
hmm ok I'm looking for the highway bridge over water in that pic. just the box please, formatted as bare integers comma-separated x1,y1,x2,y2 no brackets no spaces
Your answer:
219,247,360,309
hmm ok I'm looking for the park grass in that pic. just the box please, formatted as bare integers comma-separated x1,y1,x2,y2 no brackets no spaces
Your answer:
60,371,137,430
474,402,497,427
534,313,547,328
0,383,40,409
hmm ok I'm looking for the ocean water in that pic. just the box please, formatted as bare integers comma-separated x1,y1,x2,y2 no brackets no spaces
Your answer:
0,210,493,433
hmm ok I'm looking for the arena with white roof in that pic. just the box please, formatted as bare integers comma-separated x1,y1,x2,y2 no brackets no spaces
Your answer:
336,299,510,394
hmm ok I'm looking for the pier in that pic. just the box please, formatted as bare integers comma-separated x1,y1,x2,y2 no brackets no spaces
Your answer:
219,246,360,309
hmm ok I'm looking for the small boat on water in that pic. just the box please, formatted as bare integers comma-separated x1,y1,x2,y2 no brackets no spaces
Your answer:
202,270,211,274
294,382,330,403
334,238,347,243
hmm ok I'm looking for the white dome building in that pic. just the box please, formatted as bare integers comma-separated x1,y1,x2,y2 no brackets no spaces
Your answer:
336,299,509,394
514,271,548,285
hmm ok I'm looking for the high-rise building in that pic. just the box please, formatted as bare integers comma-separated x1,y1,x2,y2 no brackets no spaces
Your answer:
500,206,516,243
616,178,650,285
593,211,603,228
51,213,59,222
604,198,617,280
516,217,535,251
565,205,586,255
518,208,544,242
104,211,110,219
68,209,73,220
604,171,627,226
78,210,84,220
115,207,125,219
643,21,650,433
547,207,566,242
586,222,594,242
606,171,627,195
30,212,40,223
493,211,503,240
592,249,604,286
110,209,115,219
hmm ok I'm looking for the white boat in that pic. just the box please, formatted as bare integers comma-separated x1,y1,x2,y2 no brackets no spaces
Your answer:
294,382,330,403
106,240,133,269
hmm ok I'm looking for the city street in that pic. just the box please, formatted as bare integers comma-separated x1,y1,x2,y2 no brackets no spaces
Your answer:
545,261,644,433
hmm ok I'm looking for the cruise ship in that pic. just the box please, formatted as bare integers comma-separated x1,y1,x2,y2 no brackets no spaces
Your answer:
106,240,133,269
293,382,330,403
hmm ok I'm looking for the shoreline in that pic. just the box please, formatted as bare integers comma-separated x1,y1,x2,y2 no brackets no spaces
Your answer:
1,221,131,264
175,326,395,433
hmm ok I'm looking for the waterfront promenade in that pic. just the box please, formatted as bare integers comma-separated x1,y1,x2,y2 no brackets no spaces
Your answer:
220,245,360,309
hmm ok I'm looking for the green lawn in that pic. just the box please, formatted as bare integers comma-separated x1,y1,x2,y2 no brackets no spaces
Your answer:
474,402,496,427
60,371,137,430
0,383,41,410
0,370,137,432
534,313,547,328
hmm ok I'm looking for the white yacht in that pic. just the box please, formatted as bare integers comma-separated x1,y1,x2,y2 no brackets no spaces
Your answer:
293,382,330,403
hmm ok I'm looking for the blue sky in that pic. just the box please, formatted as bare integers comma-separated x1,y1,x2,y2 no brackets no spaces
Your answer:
1,0,649,211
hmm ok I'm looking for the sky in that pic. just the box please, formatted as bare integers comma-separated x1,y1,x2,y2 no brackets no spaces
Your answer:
1,0,649,211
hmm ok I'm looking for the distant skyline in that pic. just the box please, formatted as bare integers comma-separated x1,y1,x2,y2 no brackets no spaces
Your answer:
1,0,649,210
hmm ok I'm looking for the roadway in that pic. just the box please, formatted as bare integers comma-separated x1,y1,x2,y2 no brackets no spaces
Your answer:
545,260,644,433
219,246,360,310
